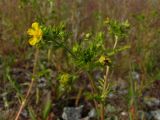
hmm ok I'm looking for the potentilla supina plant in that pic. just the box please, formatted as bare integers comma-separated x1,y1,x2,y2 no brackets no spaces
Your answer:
27,22,43,46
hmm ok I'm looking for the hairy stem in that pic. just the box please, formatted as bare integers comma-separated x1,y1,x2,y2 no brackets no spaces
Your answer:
15,48,39,120
100,66,109,120
100,36,118,120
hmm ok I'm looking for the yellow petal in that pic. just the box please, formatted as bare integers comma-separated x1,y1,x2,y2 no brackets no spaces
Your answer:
99,55,105,64
60,73,70,85
37,29,43,37
104,17,110,24
32,22,39,30
28,37,38,46
27,28,35,36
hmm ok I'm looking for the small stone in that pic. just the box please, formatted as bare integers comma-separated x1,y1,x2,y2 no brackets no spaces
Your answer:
21,109,28,118
151,109,160,120
143,97,160,108
131,71,140,81
108,93,116,99
118,89,128,95
117,78,128,90
62,105,83,120
106,104,116,113
121,111,128,116
80,116,90,120
38,77,46,88
88,108,96,118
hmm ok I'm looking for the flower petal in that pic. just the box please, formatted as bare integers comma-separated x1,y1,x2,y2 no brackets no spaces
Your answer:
28,37,38,46
37,29,43,37
99,55,105,64
27,28,35,36
32,22,39,30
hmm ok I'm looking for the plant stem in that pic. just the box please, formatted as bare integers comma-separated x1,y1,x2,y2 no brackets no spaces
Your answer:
100,66,109,120
100,103,105,120
100,36,118,120
47,48,52,62
15,48,39,120
113,36,118,49
129,64,138,120
87,72,97,93
75,87,83,106
87,72,99,111
53,39,77,59
103,66,109,91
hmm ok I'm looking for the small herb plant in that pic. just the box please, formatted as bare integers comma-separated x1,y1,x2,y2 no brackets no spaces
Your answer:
15,18,130,120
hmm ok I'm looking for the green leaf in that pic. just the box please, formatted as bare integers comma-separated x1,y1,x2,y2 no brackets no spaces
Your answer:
28,107,37,120
42,93,52,120
107,45,130,56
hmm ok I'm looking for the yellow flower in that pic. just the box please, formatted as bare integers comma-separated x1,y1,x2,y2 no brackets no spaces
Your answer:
27,22,42,46
99,55,112,65
104,17,110,24
99,55,106,64
60,73,70,85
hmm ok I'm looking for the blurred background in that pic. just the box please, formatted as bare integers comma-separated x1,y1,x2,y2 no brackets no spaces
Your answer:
1,0,160,120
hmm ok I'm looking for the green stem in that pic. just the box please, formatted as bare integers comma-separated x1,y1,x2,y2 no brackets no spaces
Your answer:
103,66,109,92
87,72,97,93
113,36,118,49
100,66,109,120
53,39,77,59
100,36,118,120
100,103,105,120
87,72,99,113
